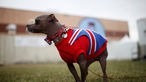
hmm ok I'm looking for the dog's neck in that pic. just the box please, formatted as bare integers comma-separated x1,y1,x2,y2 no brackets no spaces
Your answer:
45,23,68,45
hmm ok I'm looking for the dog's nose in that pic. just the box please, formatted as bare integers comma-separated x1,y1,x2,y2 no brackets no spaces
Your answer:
26,24,30,27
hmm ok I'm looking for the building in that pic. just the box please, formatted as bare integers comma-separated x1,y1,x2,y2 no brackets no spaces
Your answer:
0,8,131,64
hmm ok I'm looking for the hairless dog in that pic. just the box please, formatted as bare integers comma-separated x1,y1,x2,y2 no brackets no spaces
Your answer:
26,14,108,82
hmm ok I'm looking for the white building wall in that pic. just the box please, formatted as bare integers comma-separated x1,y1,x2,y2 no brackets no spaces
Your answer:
0,34,62,64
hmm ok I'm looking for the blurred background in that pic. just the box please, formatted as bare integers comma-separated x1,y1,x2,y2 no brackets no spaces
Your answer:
0,0,146,64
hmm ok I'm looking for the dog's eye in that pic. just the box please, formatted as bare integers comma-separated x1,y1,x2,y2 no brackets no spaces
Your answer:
35,19,40,25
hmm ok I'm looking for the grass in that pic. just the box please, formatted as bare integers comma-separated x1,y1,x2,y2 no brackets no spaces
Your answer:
0,60,146,82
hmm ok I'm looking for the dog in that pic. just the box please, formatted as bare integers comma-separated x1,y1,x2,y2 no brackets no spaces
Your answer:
26,14,108,82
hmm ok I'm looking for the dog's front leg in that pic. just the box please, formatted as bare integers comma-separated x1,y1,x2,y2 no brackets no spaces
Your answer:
67,63,81,82
78,54,88,82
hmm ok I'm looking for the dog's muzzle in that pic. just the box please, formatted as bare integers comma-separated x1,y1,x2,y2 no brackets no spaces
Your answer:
26,19,35,33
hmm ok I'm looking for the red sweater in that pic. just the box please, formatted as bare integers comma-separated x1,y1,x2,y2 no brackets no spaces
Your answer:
55,29,107,63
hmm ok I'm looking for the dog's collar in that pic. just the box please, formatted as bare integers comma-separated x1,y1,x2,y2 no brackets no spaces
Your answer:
44,25,68,45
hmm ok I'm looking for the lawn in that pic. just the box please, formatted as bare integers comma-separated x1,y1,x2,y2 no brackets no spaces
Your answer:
0,60,146,82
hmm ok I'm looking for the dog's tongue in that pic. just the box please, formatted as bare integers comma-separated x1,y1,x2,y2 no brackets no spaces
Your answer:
27,19,35,25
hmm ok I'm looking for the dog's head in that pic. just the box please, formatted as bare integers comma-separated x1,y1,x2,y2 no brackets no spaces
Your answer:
26,14,59,35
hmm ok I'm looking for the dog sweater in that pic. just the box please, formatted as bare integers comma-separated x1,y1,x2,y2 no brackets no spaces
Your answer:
55,29,107,63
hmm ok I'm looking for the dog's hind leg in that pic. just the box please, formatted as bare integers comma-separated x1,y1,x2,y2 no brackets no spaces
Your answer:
78,54,88,82
67,63,81,82
98,49,108,82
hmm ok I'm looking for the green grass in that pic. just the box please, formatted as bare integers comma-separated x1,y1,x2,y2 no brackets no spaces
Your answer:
0,60,146,82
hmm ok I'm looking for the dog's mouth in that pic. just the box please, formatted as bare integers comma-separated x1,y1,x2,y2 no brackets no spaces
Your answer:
27,27,34,33
26,21,43,33
27,27,42,33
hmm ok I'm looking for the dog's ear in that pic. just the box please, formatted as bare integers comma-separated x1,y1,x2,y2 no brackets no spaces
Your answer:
49,14,58,23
